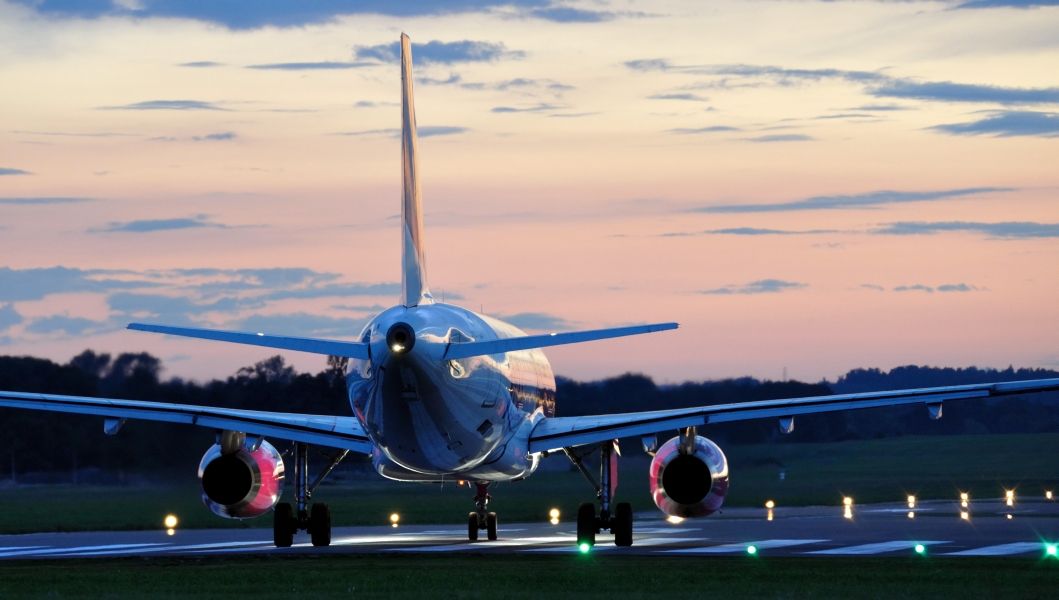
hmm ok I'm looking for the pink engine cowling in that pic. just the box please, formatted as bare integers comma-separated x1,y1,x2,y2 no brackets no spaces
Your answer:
648,435,729,518
198,439,285,519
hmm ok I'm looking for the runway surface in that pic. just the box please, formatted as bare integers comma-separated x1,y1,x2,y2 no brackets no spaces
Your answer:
1,499,1057,560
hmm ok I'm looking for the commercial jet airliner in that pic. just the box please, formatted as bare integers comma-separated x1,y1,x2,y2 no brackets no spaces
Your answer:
2,34,1057,549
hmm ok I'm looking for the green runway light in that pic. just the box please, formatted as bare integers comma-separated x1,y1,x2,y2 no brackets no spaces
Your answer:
578,543,591,554
746,545,758,555
1046,544,1057,557
914,544,926,555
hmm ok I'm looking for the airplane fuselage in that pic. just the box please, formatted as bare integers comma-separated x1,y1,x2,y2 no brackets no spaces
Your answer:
347,302,556,482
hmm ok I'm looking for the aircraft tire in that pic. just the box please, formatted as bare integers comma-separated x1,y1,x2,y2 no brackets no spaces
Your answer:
467,513,479,541
577,502,596,547
273,503,294,548
486,512,498,541
614,502,633,547
310,502,332,547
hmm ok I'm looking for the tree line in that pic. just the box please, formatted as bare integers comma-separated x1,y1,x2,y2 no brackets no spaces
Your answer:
0,351,1055,479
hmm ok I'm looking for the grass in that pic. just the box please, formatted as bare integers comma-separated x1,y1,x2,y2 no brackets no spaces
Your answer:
0,432,1056,534
0,555,1056,599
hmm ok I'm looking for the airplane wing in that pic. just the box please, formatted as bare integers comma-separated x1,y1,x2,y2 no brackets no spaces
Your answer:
528,377,1059,453
0,390,373,453
127,323,370,359
444,323,678,360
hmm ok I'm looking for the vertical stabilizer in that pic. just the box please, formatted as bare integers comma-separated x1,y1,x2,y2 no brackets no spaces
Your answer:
400,33,432,307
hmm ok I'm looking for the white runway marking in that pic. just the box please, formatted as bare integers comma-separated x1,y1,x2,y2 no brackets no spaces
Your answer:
54,540,271,557
663,539,827,555
391,535,577,552
943,542,1043,556
808,540,947,555
0,542,168,559
525,537,707,553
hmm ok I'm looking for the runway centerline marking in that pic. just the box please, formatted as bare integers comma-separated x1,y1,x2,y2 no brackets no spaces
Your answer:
808,540,947,555
391,535,577,552
0,542,168,559
525,537,707,553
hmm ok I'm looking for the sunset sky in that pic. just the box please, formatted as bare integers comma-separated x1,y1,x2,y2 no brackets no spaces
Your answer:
1,0,1056,385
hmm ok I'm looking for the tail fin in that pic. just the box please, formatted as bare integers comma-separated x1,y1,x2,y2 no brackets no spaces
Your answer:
400,33,432,307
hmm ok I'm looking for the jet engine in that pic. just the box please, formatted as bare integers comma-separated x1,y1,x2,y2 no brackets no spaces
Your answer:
648,434,729,518
198,437,285,519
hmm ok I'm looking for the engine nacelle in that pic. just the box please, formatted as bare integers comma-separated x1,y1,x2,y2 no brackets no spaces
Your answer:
649,435,729,518
198,438,285,519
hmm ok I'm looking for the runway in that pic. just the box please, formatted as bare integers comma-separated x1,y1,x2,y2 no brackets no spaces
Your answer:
1,498,1057,560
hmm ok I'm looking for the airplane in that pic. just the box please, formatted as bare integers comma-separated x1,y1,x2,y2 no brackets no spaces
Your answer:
2,33,1058,550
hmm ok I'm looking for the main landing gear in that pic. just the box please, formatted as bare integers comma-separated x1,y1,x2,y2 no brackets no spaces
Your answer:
566,440,633,548
273,443,349,548
467,482,498,541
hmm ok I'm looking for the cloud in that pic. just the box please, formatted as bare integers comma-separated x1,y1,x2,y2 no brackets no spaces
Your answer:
100,99,224,111
0,267,155,302
649,93,709,102
875,221,1059,239
744,134,815,142
0,167,31,175
491,103,563,113
230,313,367,337
872,81,1059,105
850,104,913,111
354,100,399,108
929,110,1059,137
0,304,22,331
333,126,467,138
495,312,575,331
192,132,237,142
247,61,372,70
91,215,230,233
894,284,935,293
702,279,807,295
937,283,980,292
10,129,135,137
676,227,839,236
695,187,1012,213
860,284,885,291
419,126,470,137
179,61,223,68
525,6,617,22
417,74,574,97
956,1,1059,8
667,126,740,134
354,40,524,64
0,197,93,205
25,315,104,336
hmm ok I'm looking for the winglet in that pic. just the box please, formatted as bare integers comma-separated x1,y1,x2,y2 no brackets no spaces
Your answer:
400,33,432,307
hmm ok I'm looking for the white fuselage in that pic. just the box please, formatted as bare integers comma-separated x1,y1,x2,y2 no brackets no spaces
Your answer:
347,303,556,482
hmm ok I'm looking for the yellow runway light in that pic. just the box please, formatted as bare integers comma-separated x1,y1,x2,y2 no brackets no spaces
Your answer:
163,514,179,529
907,511,915,519
1005,489,1015,507
765,500,775,509
166,528,175,536
1046,490,1054,501
907,495,916,509
959,492,969,508
666,515,685,524
960,510,970,521
390,513,400,528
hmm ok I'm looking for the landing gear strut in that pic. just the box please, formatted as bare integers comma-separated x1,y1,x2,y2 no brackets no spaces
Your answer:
566,440,633,548
273,443,348,548
467,482,498,541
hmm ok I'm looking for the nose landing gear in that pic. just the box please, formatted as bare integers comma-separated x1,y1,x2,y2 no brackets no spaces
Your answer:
567,440,633,548
467,481,498,541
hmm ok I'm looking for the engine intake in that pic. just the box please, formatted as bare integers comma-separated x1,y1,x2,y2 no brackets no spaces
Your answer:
649,435,729,518
198,438,285,519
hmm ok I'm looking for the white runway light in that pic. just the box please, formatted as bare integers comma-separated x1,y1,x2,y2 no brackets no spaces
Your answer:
548,508,560,525
163,514,179,529
907,495,916,509
960,492,970,508
1005,489,1015,507
842,497,853,520
390,513,400,528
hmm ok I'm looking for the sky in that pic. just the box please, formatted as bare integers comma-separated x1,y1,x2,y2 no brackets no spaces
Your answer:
0,0,1057,385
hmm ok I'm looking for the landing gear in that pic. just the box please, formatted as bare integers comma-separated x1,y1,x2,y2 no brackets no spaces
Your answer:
566,440,633,548
467,482,499,541
272,443,348,548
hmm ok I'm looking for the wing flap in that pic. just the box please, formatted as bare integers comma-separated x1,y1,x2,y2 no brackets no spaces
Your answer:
529,377,1059,453
0,390,373,453
128,323,369,359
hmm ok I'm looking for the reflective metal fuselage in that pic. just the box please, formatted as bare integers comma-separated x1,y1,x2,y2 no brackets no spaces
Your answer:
347,303,556,482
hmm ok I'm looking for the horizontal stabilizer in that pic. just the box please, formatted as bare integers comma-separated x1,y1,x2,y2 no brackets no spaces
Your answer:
444,322,678,360
128,323,370,359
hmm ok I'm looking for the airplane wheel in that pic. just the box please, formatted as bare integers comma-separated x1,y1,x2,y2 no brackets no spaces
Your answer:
577,502,596,547
614,502,633,547
486,512,498,541
468,513,479,541
273,503,294,548
310,503,332,547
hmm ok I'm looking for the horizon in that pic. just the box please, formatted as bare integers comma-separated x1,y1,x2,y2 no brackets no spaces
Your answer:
1,1,1057,384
